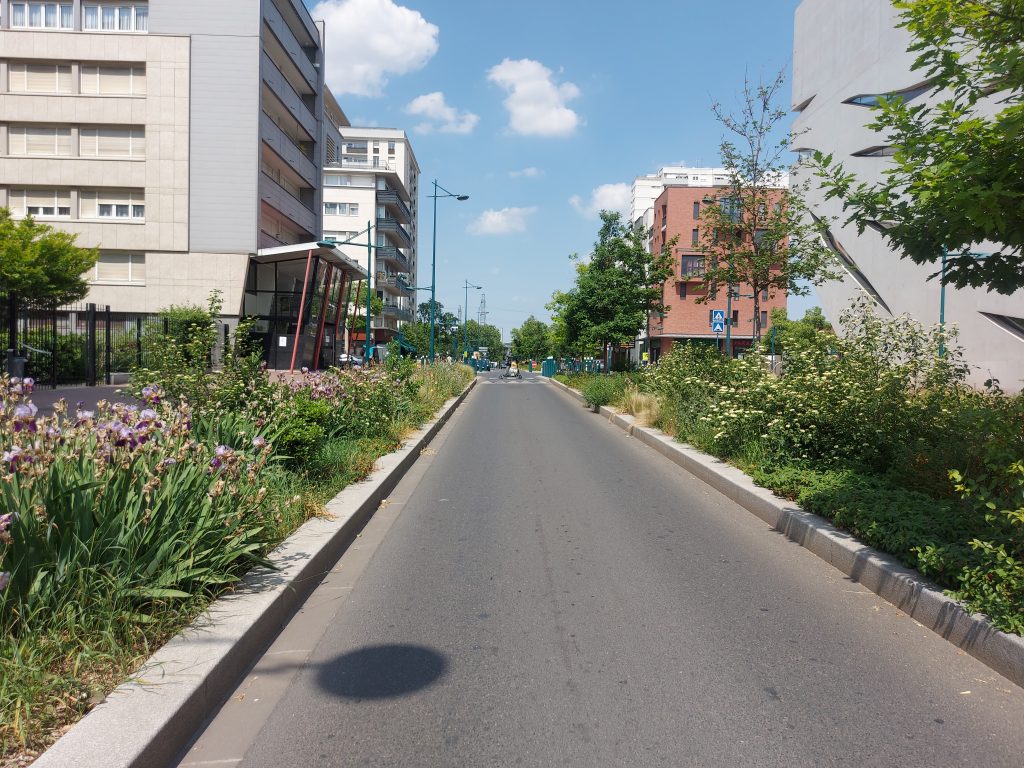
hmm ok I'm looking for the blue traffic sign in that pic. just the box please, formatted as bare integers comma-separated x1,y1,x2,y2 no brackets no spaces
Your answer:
711,321,726,333
710,309,726,326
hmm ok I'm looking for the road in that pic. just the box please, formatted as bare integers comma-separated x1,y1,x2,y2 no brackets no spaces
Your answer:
178,371,1024,767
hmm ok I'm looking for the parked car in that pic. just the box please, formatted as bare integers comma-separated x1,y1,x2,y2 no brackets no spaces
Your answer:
337,354,364,367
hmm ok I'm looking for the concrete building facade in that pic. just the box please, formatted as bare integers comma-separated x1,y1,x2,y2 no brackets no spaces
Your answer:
647,184,787,361
0,0,368,369
792,0,1024,390
319,117,420,351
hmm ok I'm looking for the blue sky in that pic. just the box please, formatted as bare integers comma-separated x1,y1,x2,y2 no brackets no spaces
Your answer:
305,0,812,340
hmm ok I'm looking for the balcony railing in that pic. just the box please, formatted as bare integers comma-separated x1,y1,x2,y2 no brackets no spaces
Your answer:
331,156,398,172
375,245,410,271
376,188,412,223
381,303,413,322
376,216,412,249
375,272,414,294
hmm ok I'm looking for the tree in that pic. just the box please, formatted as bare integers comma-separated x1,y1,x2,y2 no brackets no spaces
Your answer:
462,320,503,359
766,306,834,355
346,281,383,332
814,0,1024,295
510,316,551,360
694,71,838,345
0,208,97,304
552,211,674,356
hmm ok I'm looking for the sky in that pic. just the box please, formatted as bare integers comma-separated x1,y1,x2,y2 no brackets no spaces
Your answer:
304,0,812,340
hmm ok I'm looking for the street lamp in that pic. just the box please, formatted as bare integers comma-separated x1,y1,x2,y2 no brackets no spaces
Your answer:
430,180,470,363
938,251,987,358
463,279,481,359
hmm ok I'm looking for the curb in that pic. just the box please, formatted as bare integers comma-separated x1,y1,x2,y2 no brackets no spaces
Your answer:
547,376,1024,689
34,377,479,768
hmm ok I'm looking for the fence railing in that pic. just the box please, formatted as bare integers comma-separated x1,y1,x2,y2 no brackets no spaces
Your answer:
2,294,167,388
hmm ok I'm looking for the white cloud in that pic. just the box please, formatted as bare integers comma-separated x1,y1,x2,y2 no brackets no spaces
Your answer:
569,183,632,219
509,166,542,178
467,207,538,235
405,92,479,134
486,58,580,137
311,0,438,97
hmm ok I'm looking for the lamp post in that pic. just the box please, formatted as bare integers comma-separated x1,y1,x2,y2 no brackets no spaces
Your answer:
463,279,481,359
430,180,469,363
938,251,988,358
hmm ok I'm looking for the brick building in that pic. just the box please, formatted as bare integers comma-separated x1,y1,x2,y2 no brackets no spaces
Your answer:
647,184,787,361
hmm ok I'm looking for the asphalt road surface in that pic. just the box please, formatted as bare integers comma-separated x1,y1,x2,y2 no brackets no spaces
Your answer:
179,371,1024,768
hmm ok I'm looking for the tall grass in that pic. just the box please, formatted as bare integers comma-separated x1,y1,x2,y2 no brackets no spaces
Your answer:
0,361,473,758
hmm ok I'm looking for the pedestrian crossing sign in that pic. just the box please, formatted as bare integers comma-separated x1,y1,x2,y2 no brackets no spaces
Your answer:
711,321,726,333
710,309,726,325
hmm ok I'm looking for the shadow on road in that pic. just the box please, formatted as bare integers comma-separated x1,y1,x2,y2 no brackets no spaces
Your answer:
316,643,448,700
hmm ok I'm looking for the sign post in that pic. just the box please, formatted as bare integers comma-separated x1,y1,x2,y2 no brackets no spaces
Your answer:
710,309,726,336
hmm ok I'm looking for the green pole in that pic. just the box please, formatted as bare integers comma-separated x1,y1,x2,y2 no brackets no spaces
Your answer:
366,220,372,364
430,179,438,364
725,285,733,358
938,251,947,358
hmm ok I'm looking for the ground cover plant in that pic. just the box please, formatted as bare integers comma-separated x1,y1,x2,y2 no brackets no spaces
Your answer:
0,313,472,760
558,298,1023,635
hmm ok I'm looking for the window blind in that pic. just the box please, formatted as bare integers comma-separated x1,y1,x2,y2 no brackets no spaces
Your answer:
96,253,130,281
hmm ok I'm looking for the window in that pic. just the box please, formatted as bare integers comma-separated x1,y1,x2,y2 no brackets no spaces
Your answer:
80,64,146,95
691,228,699,246
83,3,148,32
79,189,145,219
8,189,71,218
731,310,739,327
91,253,145,283
692,201,700,219
79,127,145,157
323,231,359,243
680,256,705,277
10,3,73,29
8,62,72,93
761,288,768,301
323,202,358,216
760,311,768,328
844,82,932,108
387,141,396,155
677,282,687,299
323,174,352,187
8,125,72,156
851,145,898,158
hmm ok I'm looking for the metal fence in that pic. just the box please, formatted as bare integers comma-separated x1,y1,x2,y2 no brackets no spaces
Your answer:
2,294,166,388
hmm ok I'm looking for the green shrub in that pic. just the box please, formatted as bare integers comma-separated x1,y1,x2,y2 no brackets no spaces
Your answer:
582,376,619,408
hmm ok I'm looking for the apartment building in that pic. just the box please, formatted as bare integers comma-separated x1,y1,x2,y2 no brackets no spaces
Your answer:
631,166,731,232
320,107,420,353
0,0,367,370
792,0,1024,390
646,184,787,361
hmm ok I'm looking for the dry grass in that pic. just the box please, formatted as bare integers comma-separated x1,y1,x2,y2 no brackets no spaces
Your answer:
618,385,663,428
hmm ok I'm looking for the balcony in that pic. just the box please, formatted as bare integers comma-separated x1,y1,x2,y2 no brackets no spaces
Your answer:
376,188,412,224
375,272,414,295
371,316,399,332
260,112,317,187
376,217,412,249
375,245,410,271
381,303,413,323
260,51,318,139
331,156,398,172
259,176,317,237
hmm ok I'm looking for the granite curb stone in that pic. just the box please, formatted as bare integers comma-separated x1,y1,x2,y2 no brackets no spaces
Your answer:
547,375,1024,689
33,377,479,768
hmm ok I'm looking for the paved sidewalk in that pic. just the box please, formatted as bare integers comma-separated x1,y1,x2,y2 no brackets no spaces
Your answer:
29,384,139,416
